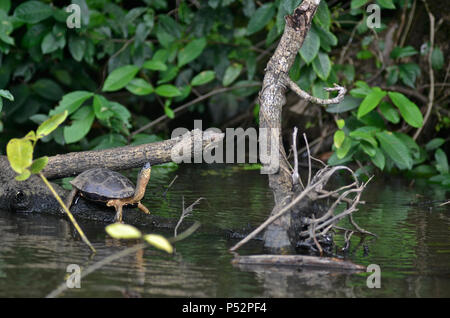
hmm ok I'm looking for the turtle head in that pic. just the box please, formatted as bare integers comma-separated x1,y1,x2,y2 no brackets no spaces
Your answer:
133,162,151,201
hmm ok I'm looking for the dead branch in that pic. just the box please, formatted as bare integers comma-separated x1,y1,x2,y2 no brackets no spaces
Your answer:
232,254,365,271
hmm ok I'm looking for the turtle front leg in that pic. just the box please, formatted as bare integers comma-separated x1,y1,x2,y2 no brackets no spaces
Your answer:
107,199,124,223
137,202,150,215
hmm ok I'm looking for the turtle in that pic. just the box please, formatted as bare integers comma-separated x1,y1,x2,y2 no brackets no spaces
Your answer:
64,163,152,223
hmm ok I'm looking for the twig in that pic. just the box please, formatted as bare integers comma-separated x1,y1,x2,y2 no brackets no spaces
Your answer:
291,127,303,189
174,197,204,237
285,77,347,105
39,173,96,253
303,133,312,187
413,1,435,141
162,175,178,198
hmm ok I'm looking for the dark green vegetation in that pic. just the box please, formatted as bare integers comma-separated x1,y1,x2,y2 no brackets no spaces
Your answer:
0,0,448,186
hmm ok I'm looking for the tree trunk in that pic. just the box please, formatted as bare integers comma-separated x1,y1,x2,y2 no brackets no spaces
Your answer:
259,0,320,253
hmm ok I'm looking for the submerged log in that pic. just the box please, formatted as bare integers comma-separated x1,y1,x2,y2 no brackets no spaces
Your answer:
232,254,366,271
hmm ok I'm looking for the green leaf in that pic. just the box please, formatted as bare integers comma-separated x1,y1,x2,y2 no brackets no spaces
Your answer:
336,136,352,159
155,84,182,97
326,96,362,113
41,32,58,54
336,119,345,129
32,79,64,101
142,60,167,71
15,169,31,181
68,36,86,62
350,81,372,98
333,130,345,148
143,234,173,254
357,87,386,118
360,142,376,157
102,65,140,92
36,110,68,137
223,63,243,87
388,91,423,128
6,138,33,174
349,130,378,147
247,3,276,35
425,138,445,151
14,1,53,24
390,46,418,59
191,70,216,86
105,223,142,239
0,0,11,13
435,148,449,174
300,27,320,64
30,156,48,174
376,0,395,9
314,1,331,29
312,52,331,81
125,78,154,96
52,91,94,115
178,37,207,67
371,147,385,170
351,0,369,9
92,95,114,121
379,101,400,124
164,100,175,119
63,106,95,144
431,47,444,70
376,131,413,170
398,63,420,88
0,89,14,101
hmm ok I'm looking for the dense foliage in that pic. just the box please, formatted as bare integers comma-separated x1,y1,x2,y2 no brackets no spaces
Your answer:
0,0,448,186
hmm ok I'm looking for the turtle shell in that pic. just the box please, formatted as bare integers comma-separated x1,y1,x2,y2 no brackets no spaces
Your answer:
71,168,135,202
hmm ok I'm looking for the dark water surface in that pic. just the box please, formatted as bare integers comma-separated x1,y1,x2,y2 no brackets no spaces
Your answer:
0,165,449,297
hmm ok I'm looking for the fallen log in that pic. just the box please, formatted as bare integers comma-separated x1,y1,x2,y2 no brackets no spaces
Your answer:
232,254,366,271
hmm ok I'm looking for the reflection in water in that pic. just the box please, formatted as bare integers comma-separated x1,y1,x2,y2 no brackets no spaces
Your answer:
0,165,449,297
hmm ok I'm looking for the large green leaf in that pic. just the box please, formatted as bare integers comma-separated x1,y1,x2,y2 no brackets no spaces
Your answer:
36,110,68,137
68,36,86,62
102,65,140,92
376,131,413,170
300,27,320,64
223,63,243,87
247,3,276,35
357,87,386,118
435,149,449,174
388,91,423,128
51,91,94,115
398,63,420,88
351,0,369,9
63,106,95,144
378,101,400,124
431,47,444,70
312,52,331,81
371,147,385,170
191,70,216,86
178,37,207,67
14,1,53,24
425,138,445,151
125,78,154,96
326,96,361,113
6,138,33,174
333,130,345,148
155,84,182,97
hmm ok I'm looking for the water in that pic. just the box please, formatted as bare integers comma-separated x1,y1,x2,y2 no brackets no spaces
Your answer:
0,165,449,297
